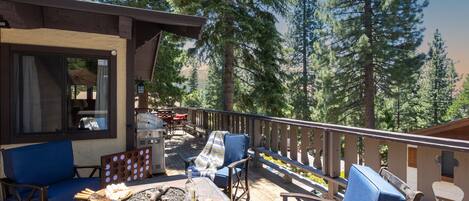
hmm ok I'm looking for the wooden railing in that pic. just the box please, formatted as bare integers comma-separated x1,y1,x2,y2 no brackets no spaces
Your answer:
178,107,469,201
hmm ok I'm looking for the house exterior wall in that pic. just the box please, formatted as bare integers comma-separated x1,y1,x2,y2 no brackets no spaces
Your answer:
0,28,127,170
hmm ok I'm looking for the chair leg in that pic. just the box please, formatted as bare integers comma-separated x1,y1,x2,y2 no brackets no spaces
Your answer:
245,171,250,201
228,168,233,201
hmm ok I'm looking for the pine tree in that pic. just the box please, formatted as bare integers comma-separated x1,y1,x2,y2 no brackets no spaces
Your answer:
419,29,459,125
188,64,198,93
447,75,469,119
287,0,321,120
171,0,288,116
318,0,427,128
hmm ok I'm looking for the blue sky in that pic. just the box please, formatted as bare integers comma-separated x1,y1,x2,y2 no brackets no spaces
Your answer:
275,0,469,84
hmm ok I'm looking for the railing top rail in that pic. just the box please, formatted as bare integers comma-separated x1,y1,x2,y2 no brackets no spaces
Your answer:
179,107,469,152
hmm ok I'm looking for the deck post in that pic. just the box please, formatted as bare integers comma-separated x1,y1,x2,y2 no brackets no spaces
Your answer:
323,130,340,199
454,151,469,200
125,17,136,150
417,146,441,201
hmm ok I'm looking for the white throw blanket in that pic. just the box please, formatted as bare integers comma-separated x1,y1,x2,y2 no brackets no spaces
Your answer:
194,131,229,180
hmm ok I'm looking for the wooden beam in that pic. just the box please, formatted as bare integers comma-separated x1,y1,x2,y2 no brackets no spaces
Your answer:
125,19,136,151
43,7,118,35
119,16,132,39
0,44,10,145
0,1,42,29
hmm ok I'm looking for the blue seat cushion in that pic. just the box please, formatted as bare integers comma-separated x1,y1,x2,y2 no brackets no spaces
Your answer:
188,166,242,188
3,140,75,186
5,178,100,201
344,165,405,201
223,134,249,166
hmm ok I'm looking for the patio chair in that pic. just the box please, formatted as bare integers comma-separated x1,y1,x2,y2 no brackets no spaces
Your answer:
0,140,101,201
280,165,423,201
184,133,251,201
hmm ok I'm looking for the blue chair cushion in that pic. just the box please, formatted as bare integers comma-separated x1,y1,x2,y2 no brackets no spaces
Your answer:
344,165,405,201
5,178,100,201
2,140,75,186
223,134,249,166
188,166,242,188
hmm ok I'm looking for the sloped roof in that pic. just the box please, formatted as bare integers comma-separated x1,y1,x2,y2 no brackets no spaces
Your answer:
0,0,206,80
413,118,469,141
4,0,206,39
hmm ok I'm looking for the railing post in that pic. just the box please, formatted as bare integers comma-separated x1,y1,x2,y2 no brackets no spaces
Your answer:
323,130,340,199
264,121,271,150
253,119,262,168
454,151,469,200
417,146,441,201
223,114,229,131
280,124,288,157
248,117,254,146
312,128,323,169
344,134,358,178
290,125,298,161
387,141,407,181
271,122,279,153
300,127,310,165
191,109,196,125
202,110,208,131
364,138,381,171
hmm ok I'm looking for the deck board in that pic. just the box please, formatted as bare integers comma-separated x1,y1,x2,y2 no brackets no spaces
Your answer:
163,130,314,201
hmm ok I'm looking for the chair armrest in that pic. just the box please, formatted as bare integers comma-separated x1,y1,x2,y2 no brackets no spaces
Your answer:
227,156,252,169
0,178,48,201
74,165,101,178
280,193,328,201
183,156,198,169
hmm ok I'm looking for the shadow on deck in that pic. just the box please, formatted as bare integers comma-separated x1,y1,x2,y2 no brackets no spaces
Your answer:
162,130,314,201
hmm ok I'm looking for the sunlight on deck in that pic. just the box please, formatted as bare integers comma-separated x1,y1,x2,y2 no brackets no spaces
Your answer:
163,130,314,200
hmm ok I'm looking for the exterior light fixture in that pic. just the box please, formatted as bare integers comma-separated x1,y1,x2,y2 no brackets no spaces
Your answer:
137,80,145,94
0,19,9,28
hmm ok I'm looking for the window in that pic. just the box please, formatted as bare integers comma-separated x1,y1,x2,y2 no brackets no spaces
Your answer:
2,44,116,143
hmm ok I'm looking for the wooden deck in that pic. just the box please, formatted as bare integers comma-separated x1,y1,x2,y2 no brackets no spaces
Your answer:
162,130,314,201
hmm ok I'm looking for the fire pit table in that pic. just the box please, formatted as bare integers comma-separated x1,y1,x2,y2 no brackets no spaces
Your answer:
126,175,229,201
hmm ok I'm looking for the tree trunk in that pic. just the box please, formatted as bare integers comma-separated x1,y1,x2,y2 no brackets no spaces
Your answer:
222,4,235,111
302,0,309,120
363,0,375,129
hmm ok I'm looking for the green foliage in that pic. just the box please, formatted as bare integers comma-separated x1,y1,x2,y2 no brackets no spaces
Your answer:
315,0,427,129
187,60,199,93
447,75,469,120
148,35,187,106
286,0,322,120
171,0,288,116
418,29,459,126
182,89,203,107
